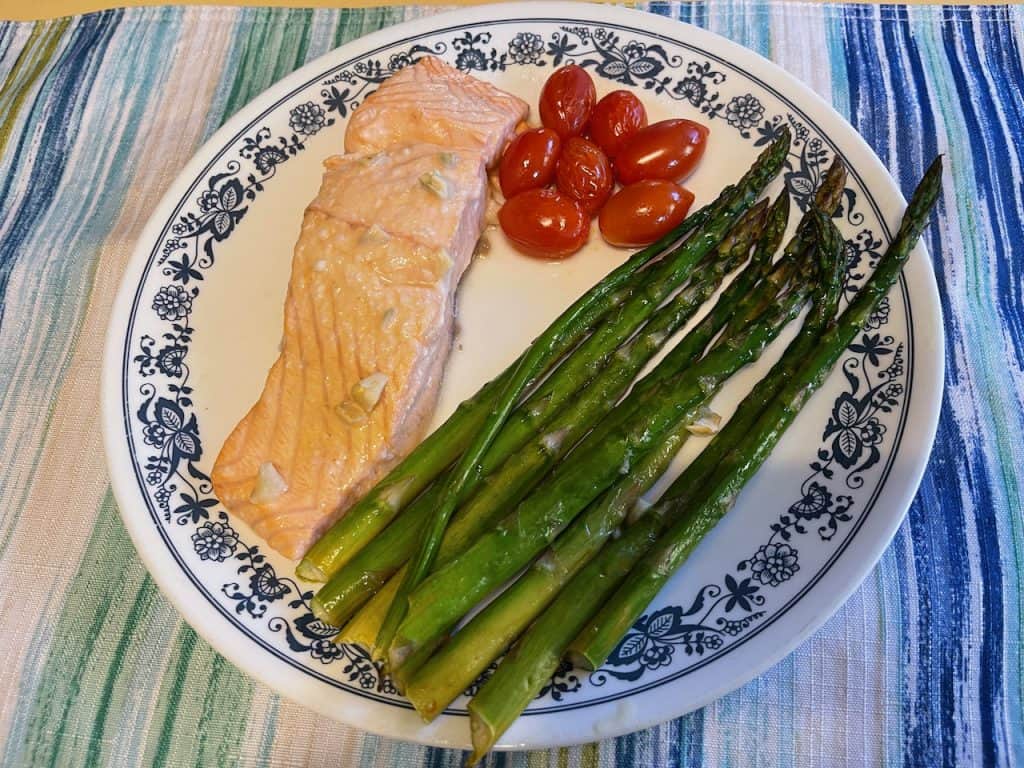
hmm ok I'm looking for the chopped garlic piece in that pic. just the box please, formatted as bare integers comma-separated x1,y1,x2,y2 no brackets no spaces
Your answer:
250,462,288,505
352,372,388,411
360,223,390,245
419,170,449,199
540,428,570,455
687,407,722,436
627,497,653,525
336,400,367,425
474,236,492,258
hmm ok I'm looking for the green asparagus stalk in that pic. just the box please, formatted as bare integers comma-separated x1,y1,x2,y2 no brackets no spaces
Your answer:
401,191,794,718
568,157,942,671
337,168,834,649
309,203,769,628
341,192,792,657
333,198,785,649
403,419,692,719
295,199,715,583
376,132,793,656
464,198,853,763
388,281,811,686
466,492,671,764
331,199,783,648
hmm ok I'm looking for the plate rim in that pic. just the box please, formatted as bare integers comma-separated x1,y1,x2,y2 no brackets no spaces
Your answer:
101,1,945,750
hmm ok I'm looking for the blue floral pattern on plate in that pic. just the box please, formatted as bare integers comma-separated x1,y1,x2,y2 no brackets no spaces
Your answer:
126,21,905,705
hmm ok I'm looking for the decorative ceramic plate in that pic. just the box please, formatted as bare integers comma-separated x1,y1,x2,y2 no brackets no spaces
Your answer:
102,2,943,751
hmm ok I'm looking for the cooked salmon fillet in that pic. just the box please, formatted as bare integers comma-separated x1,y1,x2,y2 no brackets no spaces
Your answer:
211,144,489,559
345,56,529,166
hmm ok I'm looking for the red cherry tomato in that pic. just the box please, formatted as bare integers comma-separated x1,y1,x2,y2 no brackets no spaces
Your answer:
587,90,648,157
555,138,613,216
599,180,695,247
539,65,597,140
614,119,709,184
499,188,589,259
499,128,561,198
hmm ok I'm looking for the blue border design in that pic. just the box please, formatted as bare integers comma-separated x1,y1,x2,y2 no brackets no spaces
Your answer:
118,16,915,716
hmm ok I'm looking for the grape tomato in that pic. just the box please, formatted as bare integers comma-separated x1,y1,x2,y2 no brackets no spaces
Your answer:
587,90,647,157
599,180,695,247
499,128,561,198
499,188,589,259
539,65,596,139
555,138,613,215
614,119,708,184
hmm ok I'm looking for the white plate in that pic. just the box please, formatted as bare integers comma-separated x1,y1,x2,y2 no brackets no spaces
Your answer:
102,2,943,751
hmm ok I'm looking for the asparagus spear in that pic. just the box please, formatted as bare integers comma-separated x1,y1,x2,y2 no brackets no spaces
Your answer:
327,223,783,648
298,133,791,584
310,203,769,628
403,193,794,718
388,280,811,686
343,197,795,657
295,201,712,582
569,157,942,671
376,132,794,657
465,202,852,762
335,162,841,648
556,209,846,678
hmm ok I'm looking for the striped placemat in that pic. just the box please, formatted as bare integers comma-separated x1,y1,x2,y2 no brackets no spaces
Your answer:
0,3,1021,766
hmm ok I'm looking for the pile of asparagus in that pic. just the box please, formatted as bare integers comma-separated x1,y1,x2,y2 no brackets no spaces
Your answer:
296,127,942,762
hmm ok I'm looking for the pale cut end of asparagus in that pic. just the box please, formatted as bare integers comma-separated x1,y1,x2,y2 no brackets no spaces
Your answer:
566,648,597,671
296,560,327,582
467,710,497,767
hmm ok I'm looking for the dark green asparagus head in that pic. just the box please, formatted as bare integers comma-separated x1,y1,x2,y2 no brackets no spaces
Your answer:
739,126,792,192
896,156,944,246
751,191,791,275
808,206,846,324
814,157,848,214
718,197,770,255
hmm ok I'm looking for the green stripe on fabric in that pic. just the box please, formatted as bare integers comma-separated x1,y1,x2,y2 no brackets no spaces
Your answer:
150,628,198,768
331,6,408,49
0,18,69,159
0,7,186,560
6,492,153,767
143,623,254,768
201,8,316,139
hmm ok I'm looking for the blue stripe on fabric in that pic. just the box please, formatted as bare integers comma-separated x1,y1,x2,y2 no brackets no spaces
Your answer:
825,9,851,120
939,8,1024,764
840,6,969,768
0,10,122,326
0,23,17,69
670,707,703,767
954,7,1024,369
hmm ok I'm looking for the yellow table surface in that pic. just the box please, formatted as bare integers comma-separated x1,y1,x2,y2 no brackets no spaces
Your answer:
2,0,992,22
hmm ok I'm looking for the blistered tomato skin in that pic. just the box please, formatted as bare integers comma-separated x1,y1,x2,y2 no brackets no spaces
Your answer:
539,65,597,140
555,138,614,216
587,90,648,157
599,180,695,247
498,128,562,198
499,188,590,259
614,119,709,184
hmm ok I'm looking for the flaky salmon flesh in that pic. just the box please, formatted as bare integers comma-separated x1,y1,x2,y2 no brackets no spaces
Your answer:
213,58,527,559
345,56,529,166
